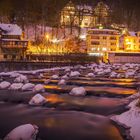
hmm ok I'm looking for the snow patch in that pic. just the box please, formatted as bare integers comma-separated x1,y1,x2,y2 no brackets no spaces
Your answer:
33,84,45,93
9,83,23,90
14,75,29,83
4,124,38,140
0,81,11,89
22,83,35,91
58,79,66,85
112,99,140,140
29,94,47,105
70,71,80,77
51,75,59,80
69,87,86,96
87,73,95,78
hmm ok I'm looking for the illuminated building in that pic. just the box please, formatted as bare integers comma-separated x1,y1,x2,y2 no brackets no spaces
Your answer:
60,1,93,28
93,1,110,27
86,28,120,55
60,1,110,28
0,24,28,60
123,32,140,52
77,5,93,28
60,1,78,27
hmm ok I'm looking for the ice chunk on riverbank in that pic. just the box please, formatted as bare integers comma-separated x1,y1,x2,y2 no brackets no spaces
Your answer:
33,84,45,92
29,94,47,105
69,87,86,96
9,83,23,90
4,124,38,140
22,83,35,91
0,81,11,89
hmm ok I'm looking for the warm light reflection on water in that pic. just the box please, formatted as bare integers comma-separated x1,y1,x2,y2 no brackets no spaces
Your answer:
46,94,64,103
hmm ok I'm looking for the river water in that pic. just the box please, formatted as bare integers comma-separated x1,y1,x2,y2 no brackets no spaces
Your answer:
0,69,138,140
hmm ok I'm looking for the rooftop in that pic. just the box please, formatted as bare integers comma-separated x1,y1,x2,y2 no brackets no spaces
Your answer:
0,24,22,36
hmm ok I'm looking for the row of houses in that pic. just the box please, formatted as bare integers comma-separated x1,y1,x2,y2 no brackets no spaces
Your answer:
0,23,140,62
86,28,140,56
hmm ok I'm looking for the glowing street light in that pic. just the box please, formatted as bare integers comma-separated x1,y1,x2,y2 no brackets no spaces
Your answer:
45,34,50,40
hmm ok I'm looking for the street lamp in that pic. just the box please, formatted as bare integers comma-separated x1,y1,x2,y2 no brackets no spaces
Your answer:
45,34,50,41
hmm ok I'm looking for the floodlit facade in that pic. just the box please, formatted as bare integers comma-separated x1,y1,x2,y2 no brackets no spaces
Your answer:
60,1,110,28
0,24,28,60
123,32,140,52
60,1,78,27
86,29,120,55
93,2,110,26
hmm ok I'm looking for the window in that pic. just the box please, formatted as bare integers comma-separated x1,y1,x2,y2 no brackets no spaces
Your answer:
15,42,18,45
110,42,116,46
110,37,116,40
91,41,100,45
91,36,100,39
4,55,7,59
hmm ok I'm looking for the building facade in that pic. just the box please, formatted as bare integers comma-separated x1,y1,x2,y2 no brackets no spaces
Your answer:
0,24,28,60
93,2,110,27
86,29,120,55
60,1,110,28
122,32,140,52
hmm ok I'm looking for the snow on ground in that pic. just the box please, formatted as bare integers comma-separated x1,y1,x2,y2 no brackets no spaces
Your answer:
44,79,51,84
58,79,66,85
10,72,21,78
29,94,47,105
112,98,140,140
9,83,23,90
14,75,29,83
51,75,59,80
21,83,35,91
33,84,45,93
4,124,38,140
0,81,11,89
87,73,95,78
70,71,81,77
61,75,69,80
69,87,87,96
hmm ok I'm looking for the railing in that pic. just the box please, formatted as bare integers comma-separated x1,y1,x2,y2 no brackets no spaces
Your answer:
1,45,27,48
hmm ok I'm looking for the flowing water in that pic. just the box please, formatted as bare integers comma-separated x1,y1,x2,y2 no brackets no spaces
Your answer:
0,69,139,140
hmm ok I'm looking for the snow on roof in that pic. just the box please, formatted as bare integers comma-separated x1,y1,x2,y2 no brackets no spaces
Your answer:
77,5,93,11
129,31,136,37
88,28,119,32
0,23,22,36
